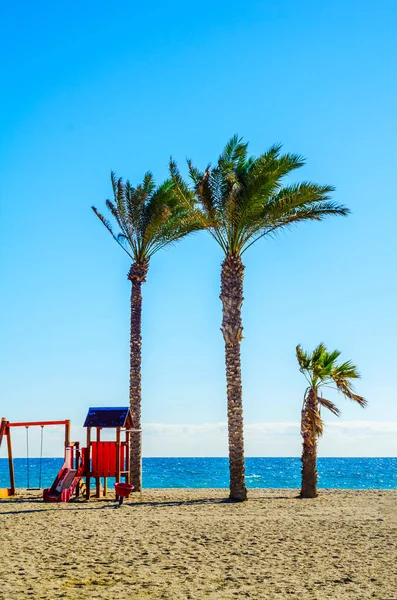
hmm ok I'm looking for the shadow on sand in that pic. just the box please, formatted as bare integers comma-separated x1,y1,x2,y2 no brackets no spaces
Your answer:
0,491,301,515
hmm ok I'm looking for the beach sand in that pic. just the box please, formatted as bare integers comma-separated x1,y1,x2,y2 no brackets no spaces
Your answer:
1,488,397,599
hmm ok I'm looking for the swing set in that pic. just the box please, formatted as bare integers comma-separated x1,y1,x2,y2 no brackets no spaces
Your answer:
0,417,70,498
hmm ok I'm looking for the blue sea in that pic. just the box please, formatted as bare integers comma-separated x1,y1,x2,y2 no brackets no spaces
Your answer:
1,457,396,490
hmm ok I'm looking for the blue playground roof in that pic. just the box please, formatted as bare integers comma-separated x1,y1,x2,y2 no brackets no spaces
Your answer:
83,407,132,428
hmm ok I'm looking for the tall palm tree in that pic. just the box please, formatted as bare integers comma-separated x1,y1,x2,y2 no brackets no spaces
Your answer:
296,343,367,498
92,172,200,491
170,136,350,501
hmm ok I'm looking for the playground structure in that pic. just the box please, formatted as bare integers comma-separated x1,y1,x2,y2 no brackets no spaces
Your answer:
0,407,138,502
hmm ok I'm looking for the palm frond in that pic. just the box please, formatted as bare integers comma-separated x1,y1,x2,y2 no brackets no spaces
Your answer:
91,206,133,259
196,166,220,221
296,344,311,371
170,158,229,252
187,160,203,186
333,360,361,379
142,171,156,196
318,397,341,417
322,349,342,369
218,135,248,171
110,170,118,195
311,343,327,365
169,158,197,211
334,377,368,407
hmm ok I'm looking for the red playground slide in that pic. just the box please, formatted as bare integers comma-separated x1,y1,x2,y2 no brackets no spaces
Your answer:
43,446,88,503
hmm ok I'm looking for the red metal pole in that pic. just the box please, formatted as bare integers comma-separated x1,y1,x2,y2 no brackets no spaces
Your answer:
86,427,91,500
0,417,7,448
8,420,70,428
115,427,121,500
65,420,70,449
6,426,15,496
96,428,101,498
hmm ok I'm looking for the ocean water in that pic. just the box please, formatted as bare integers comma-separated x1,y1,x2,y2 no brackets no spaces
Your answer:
0,457,396,490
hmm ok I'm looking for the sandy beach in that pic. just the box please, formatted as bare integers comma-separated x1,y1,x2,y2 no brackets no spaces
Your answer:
1,488,397,599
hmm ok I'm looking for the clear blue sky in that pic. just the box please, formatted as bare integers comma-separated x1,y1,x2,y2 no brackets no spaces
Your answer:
1,1,396,457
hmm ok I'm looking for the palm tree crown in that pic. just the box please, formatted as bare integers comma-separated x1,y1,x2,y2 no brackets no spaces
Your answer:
170,135,349,257
296,342,367,435
92,171,200,266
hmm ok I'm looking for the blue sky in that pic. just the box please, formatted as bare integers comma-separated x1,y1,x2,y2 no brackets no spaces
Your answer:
1,0,396,457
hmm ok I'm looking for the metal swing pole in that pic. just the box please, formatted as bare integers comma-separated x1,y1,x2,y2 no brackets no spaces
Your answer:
2,418,16,496
38,426,44,489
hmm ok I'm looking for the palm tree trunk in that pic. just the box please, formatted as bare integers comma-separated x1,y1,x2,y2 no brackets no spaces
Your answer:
300,388,319,498
220,254,247,502
128,261,149,492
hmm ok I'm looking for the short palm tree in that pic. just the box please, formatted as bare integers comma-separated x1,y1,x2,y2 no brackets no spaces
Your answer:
296,343,367,498
92,172,200,491
170,135,350,501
